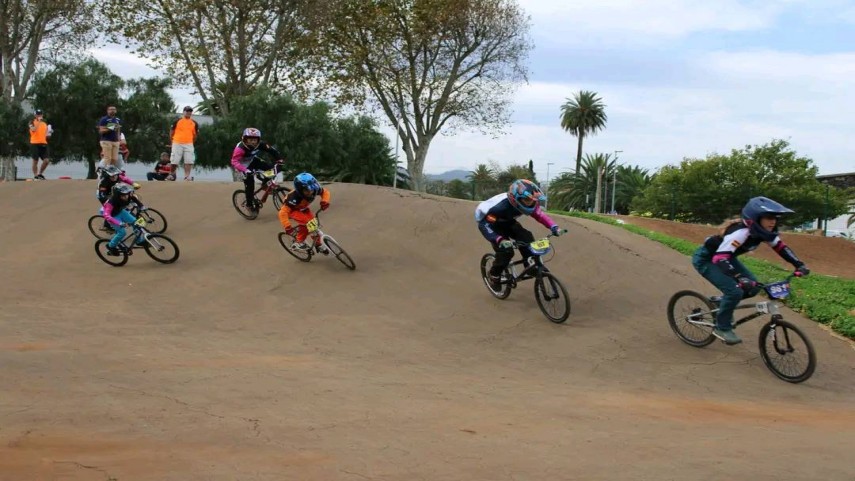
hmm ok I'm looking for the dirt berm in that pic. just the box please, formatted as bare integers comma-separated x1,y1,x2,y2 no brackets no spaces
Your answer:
0,181,852,480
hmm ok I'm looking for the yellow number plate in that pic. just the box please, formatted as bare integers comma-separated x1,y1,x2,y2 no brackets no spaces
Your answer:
263,169,275,178
134,217,148,227
305,218,319,233
530,238,550,250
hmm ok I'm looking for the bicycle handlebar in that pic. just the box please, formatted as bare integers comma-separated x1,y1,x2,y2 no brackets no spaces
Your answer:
753,272,807,288
511,229,568,247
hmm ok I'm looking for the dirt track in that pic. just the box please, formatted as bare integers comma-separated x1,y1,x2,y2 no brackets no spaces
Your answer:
1,181,853,481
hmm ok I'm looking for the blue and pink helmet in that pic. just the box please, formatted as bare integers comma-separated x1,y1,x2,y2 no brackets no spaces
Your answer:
507,179,545,215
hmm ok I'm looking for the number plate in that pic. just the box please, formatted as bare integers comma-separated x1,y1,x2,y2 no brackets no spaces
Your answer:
134,217,147,227
764,281,790,299
263,169,275,178
530,238,550,250
305,218,319,233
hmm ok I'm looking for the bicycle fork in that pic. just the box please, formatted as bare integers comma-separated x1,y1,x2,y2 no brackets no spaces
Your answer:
766,314,796,356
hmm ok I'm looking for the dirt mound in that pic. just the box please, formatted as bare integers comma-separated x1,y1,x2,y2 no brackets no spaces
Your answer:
0,181,853,481
616,215,855,279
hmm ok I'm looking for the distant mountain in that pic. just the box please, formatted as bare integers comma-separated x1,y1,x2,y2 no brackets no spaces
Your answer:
425,169,470,182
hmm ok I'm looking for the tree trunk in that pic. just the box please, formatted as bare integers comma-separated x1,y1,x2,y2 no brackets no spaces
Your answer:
408,137,432,192
575,133,584,175
1,156,16,181
87,157,97,179
593,164,603,214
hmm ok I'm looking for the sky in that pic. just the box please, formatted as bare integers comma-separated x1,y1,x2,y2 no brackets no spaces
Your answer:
89,0,855,180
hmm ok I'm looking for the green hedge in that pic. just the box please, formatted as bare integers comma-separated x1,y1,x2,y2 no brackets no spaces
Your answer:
552,210,855,339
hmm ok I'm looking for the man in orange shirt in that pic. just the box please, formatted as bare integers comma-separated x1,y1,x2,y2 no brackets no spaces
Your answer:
29,109,52,180
169,106,199,181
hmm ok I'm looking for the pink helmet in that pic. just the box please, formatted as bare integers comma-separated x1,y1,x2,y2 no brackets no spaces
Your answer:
242,127,261,141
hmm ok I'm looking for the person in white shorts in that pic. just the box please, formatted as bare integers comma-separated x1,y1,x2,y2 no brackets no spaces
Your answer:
169,106,199,181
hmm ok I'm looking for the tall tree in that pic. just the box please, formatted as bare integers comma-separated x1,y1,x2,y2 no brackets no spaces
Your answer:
0,0,97,104
28,58,124,178
0,101,25,180
547,153,613,212
106,0,315,116
613,165,651,214
559,90,608,175
468,163,496,200
304,0,533,191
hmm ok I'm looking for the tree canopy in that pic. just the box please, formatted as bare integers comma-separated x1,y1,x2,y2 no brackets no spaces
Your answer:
302,0,533,190
105,0,316,115
193,88,396,185
631,139,851,225
0,0,97,104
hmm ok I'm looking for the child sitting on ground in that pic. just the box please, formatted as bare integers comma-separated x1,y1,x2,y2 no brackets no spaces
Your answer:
147,152,174,181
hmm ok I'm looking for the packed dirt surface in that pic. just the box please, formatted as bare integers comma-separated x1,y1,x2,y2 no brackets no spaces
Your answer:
615,215,855,279
1,181,853,481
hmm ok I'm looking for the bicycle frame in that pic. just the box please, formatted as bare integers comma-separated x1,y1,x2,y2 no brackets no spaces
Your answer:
690,276,795,329
110,221,152,248
502,235,560,288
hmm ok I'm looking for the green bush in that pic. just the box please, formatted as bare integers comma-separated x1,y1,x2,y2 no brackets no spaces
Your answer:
551,210,855,339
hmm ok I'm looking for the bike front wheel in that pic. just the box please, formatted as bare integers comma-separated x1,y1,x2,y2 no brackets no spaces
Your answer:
758,319,816,383
323,237,356,270
94,239,128,267
232,190,259,220
87,215,114,240
142,234,180,264
667,290,716,347
534,272,570,323
137,207,168,233
278,232,312,262
480,254,511,299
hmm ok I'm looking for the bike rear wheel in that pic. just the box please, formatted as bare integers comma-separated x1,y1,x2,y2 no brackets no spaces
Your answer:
667,290,716,347
94,239,128,266
480,254,511,299
323,237,356,270
758,319,816,383
232,190,259,220
137,208,168,233
534,272,570,323
87,215,114,240
278,232,312,262
142,234,180,264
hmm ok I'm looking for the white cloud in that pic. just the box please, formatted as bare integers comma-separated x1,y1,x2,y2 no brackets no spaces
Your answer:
416,61,855,179
518,0,781,47
703,50,855,87
89,46,202,112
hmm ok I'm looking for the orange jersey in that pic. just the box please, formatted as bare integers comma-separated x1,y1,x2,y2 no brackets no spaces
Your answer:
170,117,198,144
29,119,48,144
278,188,330,229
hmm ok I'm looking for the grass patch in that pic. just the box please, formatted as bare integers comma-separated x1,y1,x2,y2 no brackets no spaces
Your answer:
552,210,855,340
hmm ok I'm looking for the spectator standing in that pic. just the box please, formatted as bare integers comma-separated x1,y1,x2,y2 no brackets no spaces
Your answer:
29,109,52,180
98,106,122,167
169,106,199,181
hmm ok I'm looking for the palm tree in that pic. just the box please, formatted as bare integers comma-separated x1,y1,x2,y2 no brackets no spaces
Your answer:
614,165,652,214
547,153,613,212
559,91,608,175
468,164,496,200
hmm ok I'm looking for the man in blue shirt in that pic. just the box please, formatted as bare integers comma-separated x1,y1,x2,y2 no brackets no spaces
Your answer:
98,105,122,167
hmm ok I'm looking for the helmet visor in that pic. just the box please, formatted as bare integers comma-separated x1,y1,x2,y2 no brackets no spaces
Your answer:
519,196,536,207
